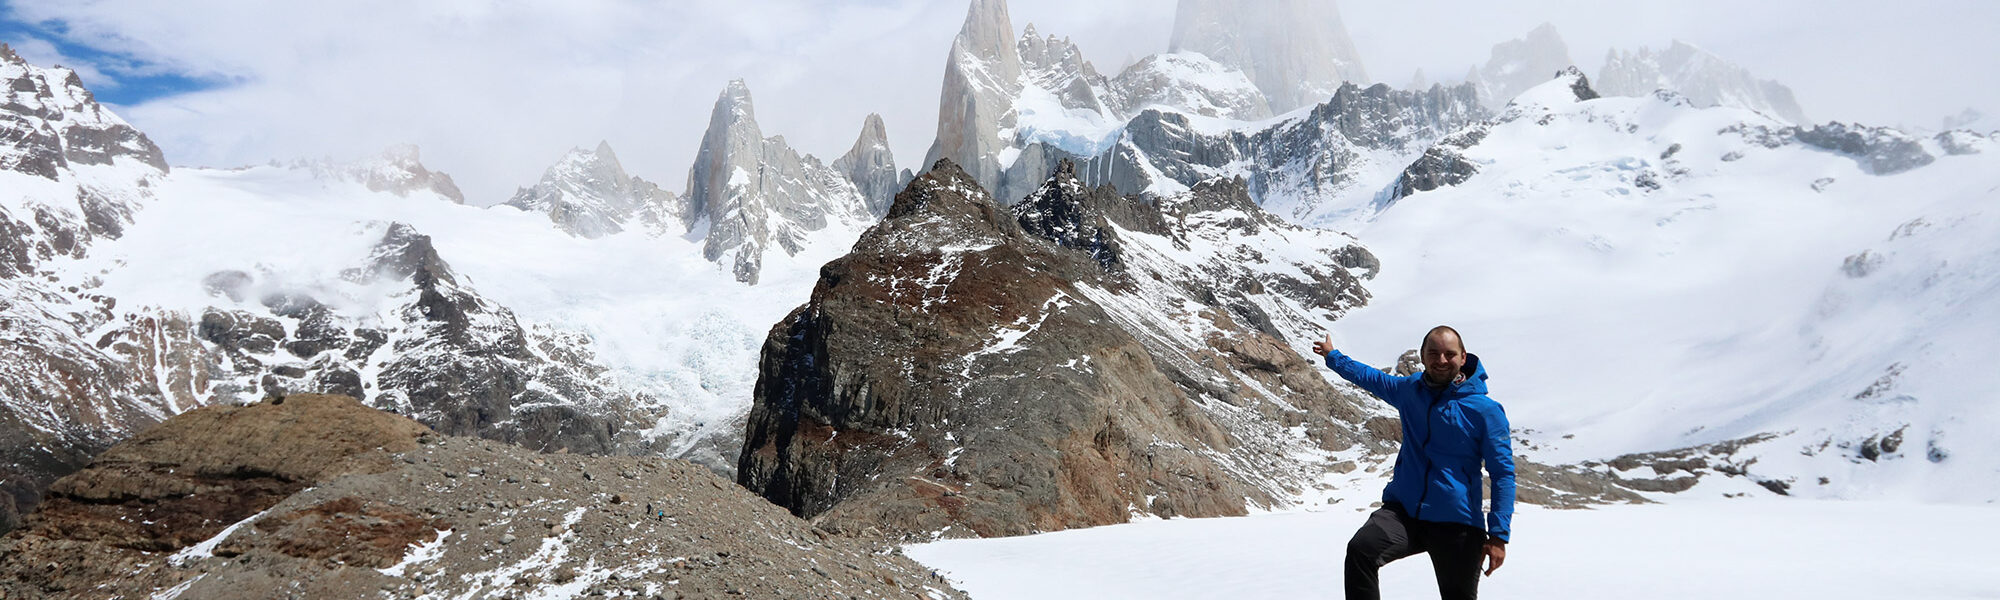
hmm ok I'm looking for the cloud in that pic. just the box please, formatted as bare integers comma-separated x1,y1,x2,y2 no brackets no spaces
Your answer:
2,35,117,89
8,0,1996,205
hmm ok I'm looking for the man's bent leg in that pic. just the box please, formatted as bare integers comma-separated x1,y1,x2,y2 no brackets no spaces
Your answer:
1344,506,1420,600
1423,522,1487,600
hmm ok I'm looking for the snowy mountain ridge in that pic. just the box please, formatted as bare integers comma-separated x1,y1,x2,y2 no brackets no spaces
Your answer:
1345,70,2000,503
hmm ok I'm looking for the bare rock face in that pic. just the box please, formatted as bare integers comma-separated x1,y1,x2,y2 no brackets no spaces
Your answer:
503,141,687,238
1168,0,1369,113
922,0,1025,193
0,394,964,599
684,80,873,284
0,43,168,178
1597,40,1809,124
831,114,901,218
739,160,1388,540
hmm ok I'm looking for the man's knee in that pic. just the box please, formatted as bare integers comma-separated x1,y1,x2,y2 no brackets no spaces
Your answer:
1346,525,1390,566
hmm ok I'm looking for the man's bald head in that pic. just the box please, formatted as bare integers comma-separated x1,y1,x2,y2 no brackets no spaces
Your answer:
1421,325,1464,354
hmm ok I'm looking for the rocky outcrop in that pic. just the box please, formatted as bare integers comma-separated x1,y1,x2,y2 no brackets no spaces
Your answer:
738,160,1389,540
1725,121,1937,175
0,43,168,178
1168,0,1368,113
1793,123,1936,175
1392,123,1489,199
831,114,901,218
0,394,964,599
1465,23,1575,109
923,0,1026,192
684,80,874,284
1017,24,1115,119
503,141,687,238
1392,67,1600,200
305,145,466,204
1598,40,1809,124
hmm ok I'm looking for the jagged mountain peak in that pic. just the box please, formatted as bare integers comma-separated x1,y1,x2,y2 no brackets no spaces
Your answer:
502,139,685,239
956,0,1023,70
924,0,1026,192
687,79,874,284
833,113,899,217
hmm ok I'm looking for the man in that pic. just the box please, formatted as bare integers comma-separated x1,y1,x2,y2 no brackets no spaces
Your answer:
1312,326,1514,600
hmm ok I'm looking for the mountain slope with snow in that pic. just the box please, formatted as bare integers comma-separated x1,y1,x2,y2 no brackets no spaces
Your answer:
1345,71,2000,502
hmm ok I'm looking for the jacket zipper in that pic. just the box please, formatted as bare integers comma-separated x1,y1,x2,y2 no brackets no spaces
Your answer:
1413,387,1439,519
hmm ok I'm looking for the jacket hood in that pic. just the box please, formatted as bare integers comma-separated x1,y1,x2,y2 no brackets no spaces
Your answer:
1447,353,1489,397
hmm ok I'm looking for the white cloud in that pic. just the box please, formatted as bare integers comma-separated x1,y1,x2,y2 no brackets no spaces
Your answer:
3,35,117,89
10,0,1996,205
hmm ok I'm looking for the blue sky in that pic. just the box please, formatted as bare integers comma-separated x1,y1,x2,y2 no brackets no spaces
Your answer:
3,0,1995,205
0,8,228,107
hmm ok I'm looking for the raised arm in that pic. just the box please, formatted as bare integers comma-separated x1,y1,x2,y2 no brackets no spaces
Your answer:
1311,334,1407,406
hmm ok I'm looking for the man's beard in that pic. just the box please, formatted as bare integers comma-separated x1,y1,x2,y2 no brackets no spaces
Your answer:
1422,368,1456,388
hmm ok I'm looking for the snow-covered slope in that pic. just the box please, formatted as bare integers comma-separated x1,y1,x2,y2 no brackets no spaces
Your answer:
1343,71,2000,502
0,45,183,531
80,161,862,468
1598,40,1809,125
1107,52,1271,121
910,498,2000,599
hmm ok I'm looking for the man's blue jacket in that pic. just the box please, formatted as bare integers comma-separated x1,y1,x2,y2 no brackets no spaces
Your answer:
1324,350,1515,542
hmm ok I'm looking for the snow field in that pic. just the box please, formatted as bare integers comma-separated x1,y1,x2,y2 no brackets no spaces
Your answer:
908,499,2000,599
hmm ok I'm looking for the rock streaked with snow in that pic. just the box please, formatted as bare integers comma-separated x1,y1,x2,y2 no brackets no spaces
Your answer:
0,43,167,178
831,113,901,218
684,80,874,284
503,141,686,238
1107,52,1272,121
923,0,1026,192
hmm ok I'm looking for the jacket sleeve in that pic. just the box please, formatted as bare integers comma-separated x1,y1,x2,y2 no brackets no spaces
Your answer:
1323,349,1407,410
1481,401,1516,542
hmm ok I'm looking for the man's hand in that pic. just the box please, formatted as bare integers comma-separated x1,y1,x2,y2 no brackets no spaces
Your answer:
1483,539,1506,576
1311,333,1333,357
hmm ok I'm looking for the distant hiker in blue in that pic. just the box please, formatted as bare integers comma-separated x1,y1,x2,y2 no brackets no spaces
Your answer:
1313,325,1514,600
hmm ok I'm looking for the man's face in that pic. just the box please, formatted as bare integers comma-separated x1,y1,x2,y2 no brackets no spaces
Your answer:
1421,332,1466,386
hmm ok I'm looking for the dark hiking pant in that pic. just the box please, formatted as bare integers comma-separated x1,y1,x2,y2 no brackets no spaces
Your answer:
1344,503,1486,600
